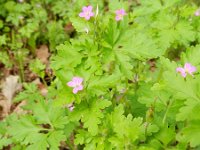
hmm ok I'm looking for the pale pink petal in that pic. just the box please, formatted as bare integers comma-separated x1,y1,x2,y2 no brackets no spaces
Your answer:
73,87,79,94
73,85,83,94
82,6,88,12
189,66,196,73
195,10,200,16
116,9,126,15
77,85,83,91
68,77,84,94
72,77,83,85
184,63,192,70
119,9,126,15
87,5,93,12
67,81,76,87
79,12,85,17
69,106,75,111
176,67,187,78
72,88,78,94
115,15,122,21
85,15,91,20
79,6,94,20
67,103,74,111
89,12,94,17
184,63,196,74
115,10,121,15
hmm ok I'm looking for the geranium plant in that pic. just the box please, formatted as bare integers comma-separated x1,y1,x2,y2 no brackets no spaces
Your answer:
1,0,200,150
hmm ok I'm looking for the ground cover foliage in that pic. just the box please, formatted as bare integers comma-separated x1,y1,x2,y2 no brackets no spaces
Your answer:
1,0,200,149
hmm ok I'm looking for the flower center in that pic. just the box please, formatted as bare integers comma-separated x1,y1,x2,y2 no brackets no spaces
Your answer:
185,68,189,73
86,11,90,16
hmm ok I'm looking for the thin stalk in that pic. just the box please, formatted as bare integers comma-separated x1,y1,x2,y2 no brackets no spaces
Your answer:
41,77,48,87
66,140,76,150
16,51,25,82
11,28,25,82
162,98,173,124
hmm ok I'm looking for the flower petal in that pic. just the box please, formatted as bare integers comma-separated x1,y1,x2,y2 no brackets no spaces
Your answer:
189,66,196,73
115,10,121,15
87,5,93,12
89,12,94,17
184,63,192,70
85,15,91,20
184,63,196,75
72,77,83,85
116,9,126,16
115,15,122,21
67,81,76,87
72,87,79,94
79,12,85,17
82,6,88,12
195,10,200,16
77,85,83,91
73,85,83,94
176,67,187,78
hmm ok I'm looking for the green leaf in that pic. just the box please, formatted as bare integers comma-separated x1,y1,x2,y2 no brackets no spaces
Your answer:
181,44,200,66
157,28,178,50
176,99,200,121
48,131,65,150
14,83,44,104
160,58,199,101
117,31,162,60
180,121,200,147
115,49,133,79
8,115,42,145
26,134,48,150
70,99,111,135
19,22,39,38
134,0,162,15
155,125,175,147
31,101,69,128
29,59,45,78
51,42,82,70
112,105,143,139
88,72,121,94
0,135,12,149
47,21,68,51
0,35,6,46
70,17,92,33
108,0,128,12
175,21,195,45
0,51,12,68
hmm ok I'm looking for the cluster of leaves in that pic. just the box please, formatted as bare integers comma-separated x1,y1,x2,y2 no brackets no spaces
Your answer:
1,0,200,149
0,0,82,81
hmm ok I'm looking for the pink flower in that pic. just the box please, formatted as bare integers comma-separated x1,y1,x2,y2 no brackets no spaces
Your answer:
176,63,196,78
79,5,94,20
194,9,200,16
67,77,83,94
67,103,75,111
115,9,127,21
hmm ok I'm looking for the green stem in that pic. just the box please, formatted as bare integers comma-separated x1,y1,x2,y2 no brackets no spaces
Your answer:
41,77,48,87
144,122,149,140
17,51,25,82
162,98,173,124
66,140,76,150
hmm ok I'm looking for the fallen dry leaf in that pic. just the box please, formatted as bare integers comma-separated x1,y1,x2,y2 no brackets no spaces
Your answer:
1,75,21,115
0,93,9,118
2,75,21,101
36,45,50,65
